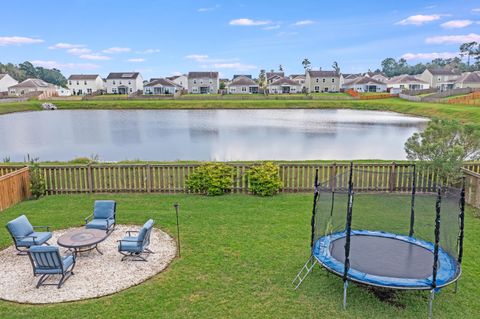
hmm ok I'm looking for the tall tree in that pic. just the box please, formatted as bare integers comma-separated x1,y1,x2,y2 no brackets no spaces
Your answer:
332,61,340,73
302,58,311,71
278,64,283,72
460,41,477,67
381,58,398,77
258,69,267,95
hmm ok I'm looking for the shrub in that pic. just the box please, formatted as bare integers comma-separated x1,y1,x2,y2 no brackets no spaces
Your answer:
29,161,46,200
186,163,234,195
248,162,283,196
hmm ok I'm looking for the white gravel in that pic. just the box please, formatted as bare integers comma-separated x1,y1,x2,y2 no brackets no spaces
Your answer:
0,225,176,304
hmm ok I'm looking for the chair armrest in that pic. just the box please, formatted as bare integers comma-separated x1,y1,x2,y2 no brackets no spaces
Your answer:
14,234,38,244
117,238,141,243
126,230,139,236
33,226,51,232
84,214,93,224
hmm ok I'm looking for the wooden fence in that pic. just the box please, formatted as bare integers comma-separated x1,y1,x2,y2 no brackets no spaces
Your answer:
464,169,480,209
1,163,479,195
447,91,480,105
0,167,30,211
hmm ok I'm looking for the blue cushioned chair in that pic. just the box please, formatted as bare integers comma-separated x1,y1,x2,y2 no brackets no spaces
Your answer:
118,219,154,261
85,200,116,233
28,245,76,288
6,215,52,254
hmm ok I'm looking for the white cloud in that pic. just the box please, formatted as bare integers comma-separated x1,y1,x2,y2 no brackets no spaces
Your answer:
67,48,92,55
102,47,131,54
0,36,44,46
473,8,480,12
136,48,160,54
31,60,99,70
292,20,315,26
426,33,480,44
396,14,441,26
198,5,219,12
229,18,272,26
79,54,111,60
172,71,183,76
263,25,281,30
127,58,145,63
48,42,84,49
186,54,209,62
441,20,473,29
210,62,257,71
401,52,459,60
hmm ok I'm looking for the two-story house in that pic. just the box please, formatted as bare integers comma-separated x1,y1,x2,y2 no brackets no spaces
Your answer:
166,74,188,91
187,72,219,94
227,75,259,94
419,68,460,91
67,74,105,95
0,74,18,93
106,72,144,94
305,70,340,93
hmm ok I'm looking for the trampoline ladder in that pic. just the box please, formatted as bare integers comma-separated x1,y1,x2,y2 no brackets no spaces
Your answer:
292,255,316,289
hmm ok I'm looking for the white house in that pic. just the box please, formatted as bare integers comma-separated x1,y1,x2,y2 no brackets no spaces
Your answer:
266,72,284,84
8,78,57,96
386,75,430,93
454,72,480,89
0,74,18,93
56,86,72,96
144,78,181,94
106,72,143,94
187,72,219,94
289,74,306,91
342,76,387,92
67,74,105,95
227,75,259,94
268,77,301,94
166,74,188,91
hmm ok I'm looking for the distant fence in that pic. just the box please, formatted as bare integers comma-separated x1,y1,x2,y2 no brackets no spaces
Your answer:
447,91,480,105
360,93,398,100
464,168,480,209
1,163,479,196
402,88,437,96
0,167,30,211
399,93,422,102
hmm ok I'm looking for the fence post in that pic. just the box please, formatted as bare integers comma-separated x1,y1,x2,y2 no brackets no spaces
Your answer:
146,164,152,193
330,162,337,190
389,162,397,192
87,164,94,193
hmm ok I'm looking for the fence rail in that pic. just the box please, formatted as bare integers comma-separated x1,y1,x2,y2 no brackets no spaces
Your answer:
464,169,480,209
1,163,479,195
0,167,30,211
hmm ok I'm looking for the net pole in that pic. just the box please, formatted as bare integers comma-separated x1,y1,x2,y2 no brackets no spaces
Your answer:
429,186,442,318
409,164,417,237
456,177,466,293
310,169,319,251
342,162,354,310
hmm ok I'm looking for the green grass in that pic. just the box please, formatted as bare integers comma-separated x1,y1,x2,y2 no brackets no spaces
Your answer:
0,193,479,318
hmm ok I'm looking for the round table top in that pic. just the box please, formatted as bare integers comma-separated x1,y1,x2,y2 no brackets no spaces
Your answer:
57,228,108,249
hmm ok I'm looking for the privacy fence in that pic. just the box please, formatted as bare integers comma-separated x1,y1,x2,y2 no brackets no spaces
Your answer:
0,167,30,211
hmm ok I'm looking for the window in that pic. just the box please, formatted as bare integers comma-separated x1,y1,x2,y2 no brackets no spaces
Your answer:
332,78,335,83
130,88,133,93
242,87,247,92
76,81,79,85
113,81,116,85
87,88,92,93
193,80,197,84
316,78,319,83
69,81,72,85
209,80,212,84
119,81,122,85
322,78,326,83
84,81,87,85
128,81,131,85
314,86,319,92
200,80,203,84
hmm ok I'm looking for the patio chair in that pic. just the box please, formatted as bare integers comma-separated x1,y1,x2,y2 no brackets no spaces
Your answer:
118,219,154,261
28,245,75,288
85,200,116,233
6,215,52,254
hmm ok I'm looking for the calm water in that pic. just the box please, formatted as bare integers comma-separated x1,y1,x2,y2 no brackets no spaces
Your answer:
0,109,428,161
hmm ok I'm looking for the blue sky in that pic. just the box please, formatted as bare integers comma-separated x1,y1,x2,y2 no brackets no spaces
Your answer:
1,0,479,79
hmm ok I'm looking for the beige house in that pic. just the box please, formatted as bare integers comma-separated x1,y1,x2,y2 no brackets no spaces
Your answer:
166,74,188,91
306,70,340,93
227,75,258,94
419,68,460,91
144,78,181,94
187,72,219,94
386,75,430,93
266,72,284,84
106,72,144,94
0,74,18,93
342,76,387,92
68,74,105,95
8,78,57,97
268,77,301,94
289,74,306,91
454,72,480,89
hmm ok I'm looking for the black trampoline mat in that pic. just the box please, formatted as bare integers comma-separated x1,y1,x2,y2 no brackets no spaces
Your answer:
330,235,435,279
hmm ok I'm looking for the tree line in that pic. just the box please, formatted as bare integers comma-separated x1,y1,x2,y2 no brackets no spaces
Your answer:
0,61,67,87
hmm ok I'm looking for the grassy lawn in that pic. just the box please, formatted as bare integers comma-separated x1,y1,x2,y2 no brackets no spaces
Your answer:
0,193,478,318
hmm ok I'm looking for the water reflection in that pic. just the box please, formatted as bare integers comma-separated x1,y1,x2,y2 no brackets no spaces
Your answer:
0,109,428,161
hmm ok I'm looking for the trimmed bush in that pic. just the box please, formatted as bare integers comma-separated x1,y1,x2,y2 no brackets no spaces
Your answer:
248,162,283,196
186,163,234,196
29,161,46,200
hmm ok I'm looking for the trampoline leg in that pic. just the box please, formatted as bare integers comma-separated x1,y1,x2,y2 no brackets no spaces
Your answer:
428,289,435,319
454,280,459,293
343,281,348,310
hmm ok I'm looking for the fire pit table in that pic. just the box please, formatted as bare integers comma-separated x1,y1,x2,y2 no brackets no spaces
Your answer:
57,228,108,256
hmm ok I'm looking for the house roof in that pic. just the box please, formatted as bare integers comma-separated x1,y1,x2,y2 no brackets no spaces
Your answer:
427,68,460,76
9,78,55,89
145,78,182,87
387,74,428,84
229,76,257,86
68,74,100,80
106,72,140,79
307,70,339,77
188,72,219,79
0,74,6,80
233,74,252,80
270,77,299,86
344,76,386,86
365,71,386,77
456,72,480,84
266,72,284,79
289,74,306,79
342,73,362,79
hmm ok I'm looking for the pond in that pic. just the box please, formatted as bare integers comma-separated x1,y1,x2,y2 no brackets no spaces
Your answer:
0,109,428,161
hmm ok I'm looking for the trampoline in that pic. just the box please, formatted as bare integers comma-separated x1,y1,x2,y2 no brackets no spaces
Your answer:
293,163,466,318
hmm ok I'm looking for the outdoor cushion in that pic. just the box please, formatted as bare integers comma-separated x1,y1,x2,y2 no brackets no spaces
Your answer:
93,200,116,219
118,236,142,252
138,219,154,242
86,218,115,230
16,231,52,247
6,215,34,238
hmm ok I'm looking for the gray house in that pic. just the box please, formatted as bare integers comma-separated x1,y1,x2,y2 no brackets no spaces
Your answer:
227,75,259,94
187,72,219,94
306,70,340,93
144,78,181,94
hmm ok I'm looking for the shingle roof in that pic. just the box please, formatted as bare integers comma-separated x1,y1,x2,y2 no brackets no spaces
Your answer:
342,73,362,79
146,78,182,87
68,74,100,80
427,68,460,76
289,74,306,79
188,72,219,79
344,76,386,85
9,78,55,89
266,72,284,79
270,77,299,86
229,76,257,86
308,70,339,77
106,72,140,79
456,72,480,84
387,74,428,84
